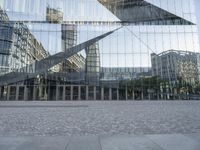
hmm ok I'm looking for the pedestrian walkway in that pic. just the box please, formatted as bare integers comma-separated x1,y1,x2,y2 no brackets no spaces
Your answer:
1,133,200,150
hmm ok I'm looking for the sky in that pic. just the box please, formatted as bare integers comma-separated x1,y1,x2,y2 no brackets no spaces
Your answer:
195,0,200,44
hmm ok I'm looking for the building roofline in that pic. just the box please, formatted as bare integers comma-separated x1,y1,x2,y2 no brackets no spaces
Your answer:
151,49,200,56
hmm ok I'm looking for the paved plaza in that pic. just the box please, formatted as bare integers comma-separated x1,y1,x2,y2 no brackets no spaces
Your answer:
0,101,200,150
1,133,200,150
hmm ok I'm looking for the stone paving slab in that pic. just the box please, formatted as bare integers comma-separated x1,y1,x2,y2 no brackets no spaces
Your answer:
1,134,200,150
0,137,28,150
184,133,200,143
66,136,101,150
0,137,69,150
146,134,200,150
100,135,163,150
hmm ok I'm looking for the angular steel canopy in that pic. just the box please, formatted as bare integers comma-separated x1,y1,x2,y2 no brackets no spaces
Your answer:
98,0,194,25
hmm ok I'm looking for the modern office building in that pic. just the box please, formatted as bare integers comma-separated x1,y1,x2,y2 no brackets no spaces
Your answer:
46,7,85,73
85,42,100,85
101,67,152,81
151,50,200,85
0,7,8,21
0,0,200,100
61,24,85,73
0,7,50,76
46,6,63,23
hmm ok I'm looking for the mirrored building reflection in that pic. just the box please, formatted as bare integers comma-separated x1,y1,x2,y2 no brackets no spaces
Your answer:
0,0,200,100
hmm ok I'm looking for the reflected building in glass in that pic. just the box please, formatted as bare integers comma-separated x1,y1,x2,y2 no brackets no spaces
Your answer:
0,0,200,100
151,50,200,85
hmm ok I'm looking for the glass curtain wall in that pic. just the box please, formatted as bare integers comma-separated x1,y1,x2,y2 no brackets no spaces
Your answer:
0,0,200,100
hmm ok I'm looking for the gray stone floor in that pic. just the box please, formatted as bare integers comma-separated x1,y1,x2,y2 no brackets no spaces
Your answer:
0,101,200,136
0,101,200,150
1,133,200,150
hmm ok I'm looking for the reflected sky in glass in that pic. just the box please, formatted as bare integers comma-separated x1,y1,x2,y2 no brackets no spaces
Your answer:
0,0,199,67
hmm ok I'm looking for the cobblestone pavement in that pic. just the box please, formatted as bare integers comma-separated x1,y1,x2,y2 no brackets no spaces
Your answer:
0,101,200,136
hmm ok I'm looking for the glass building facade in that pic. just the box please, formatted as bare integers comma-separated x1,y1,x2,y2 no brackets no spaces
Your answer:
0,0,200,100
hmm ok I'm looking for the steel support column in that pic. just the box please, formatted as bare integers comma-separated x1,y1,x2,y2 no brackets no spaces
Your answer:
117,88,119,100
78,86,81,100
71,86,73,100
24,86,28,100
15,86,19,101
125,87,128,100
109,88,112,100
86,86,88,100
101,87,104,100
56,86,59,101
7,86,10,101
63,86,66,101
94,86,96,100
33,86,37,100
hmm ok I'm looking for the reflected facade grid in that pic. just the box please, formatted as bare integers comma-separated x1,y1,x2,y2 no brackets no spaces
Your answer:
0,0,200,100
